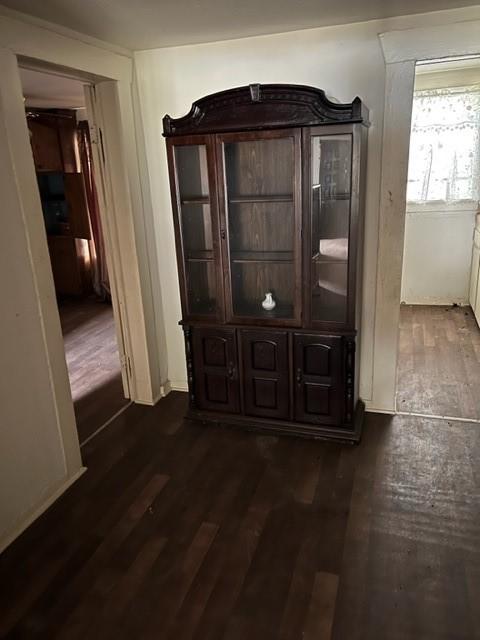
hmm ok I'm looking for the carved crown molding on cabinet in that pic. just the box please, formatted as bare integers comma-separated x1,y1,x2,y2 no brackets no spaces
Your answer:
162,83,369,136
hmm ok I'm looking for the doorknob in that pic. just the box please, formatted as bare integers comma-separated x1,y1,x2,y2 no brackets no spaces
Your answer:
228,362,236,379
296,368,303,385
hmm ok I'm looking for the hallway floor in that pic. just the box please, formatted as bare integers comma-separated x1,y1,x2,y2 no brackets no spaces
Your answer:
59,298,129,444
396,304,480,420
1,393,479,639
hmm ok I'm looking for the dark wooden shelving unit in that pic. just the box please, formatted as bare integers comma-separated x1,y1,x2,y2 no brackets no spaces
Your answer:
164,83,369,442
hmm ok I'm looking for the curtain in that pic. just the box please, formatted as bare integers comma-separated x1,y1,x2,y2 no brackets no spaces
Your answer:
77,121,111,300
407,85,480,203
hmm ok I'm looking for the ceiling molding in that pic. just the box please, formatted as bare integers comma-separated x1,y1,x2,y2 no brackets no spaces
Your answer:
0,4,132,58
2,0,480,51
0,12,132,84
379,19,480,64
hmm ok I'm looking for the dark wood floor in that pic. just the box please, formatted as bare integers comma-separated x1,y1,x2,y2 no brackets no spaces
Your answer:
59,298,130,443
397,304,480,420
1,393,479,639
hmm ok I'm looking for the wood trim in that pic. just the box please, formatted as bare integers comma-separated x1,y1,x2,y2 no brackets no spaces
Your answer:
163,84,369,136
373,20,480,412
179,318,358,337
371,61,416,412
182,325,195,408
186,398,365,443
379,20,480,64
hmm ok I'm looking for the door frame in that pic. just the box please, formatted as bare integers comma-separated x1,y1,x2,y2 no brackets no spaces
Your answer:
0,14,165,473
370,20,480,413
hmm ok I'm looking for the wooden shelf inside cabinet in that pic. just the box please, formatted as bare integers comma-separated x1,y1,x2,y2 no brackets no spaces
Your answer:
233,301,295,320
228,195,293,204
322,194,351,202
312,187,351,201
312,254,348,265
186,250,214,261
180,196,210,205
231,250,294,263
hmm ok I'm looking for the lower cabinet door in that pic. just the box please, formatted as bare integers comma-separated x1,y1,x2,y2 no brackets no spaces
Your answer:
241,330,289,420
294,334,343,425
192,327,240,413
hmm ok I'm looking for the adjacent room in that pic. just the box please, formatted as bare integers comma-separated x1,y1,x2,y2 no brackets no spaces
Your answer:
397,57,480,420
20,67,130,443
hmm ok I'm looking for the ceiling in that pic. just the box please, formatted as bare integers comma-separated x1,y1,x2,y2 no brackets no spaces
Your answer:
20,68,86,109
1,0,480,50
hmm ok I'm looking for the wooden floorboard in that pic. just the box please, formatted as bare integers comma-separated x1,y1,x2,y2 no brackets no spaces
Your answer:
58,298,130,443
1,393,479,639
396,304,480,420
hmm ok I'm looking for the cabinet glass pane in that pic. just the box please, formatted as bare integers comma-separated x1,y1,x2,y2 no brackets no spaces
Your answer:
185,260,217,315
174,144,216,315
310,134,352,323
224,137,295,319
175,145,209,199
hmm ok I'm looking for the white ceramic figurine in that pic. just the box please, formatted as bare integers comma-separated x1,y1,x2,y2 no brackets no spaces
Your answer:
262,292,276,311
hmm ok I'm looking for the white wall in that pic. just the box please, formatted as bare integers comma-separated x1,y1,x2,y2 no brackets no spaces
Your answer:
134,5,480,405
0,48,84,552
401,204,477,305
0,11,167,551
135,19,386,397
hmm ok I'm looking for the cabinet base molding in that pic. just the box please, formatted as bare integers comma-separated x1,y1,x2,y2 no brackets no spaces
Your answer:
186,399,365,444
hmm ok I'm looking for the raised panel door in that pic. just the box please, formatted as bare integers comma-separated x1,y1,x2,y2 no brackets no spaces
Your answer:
192,328,240,413
294,334,343,425
241,330,289,419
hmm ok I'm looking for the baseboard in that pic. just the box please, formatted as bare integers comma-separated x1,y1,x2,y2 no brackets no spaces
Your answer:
160,379,172,398
364,401,396,415
80,402,132,447
143,380,173,406
396,410,480,424
0,466,87,555
135,380,186,406
400,299,469,306
170,380,188,392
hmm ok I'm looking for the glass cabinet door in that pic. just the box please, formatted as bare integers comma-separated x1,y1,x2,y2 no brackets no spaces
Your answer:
219,131,301,324
172,142,219,317
309,133,352,325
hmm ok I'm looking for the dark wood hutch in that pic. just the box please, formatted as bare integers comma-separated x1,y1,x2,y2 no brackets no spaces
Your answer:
164,84,369,442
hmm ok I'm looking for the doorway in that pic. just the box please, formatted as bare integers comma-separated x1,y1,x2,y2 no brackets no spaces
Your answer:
396,57,480,420
20,66,130,443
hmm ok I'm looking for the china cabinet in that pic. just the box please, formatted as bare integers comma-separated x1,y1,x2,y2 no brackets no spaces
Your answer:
164,84,369,442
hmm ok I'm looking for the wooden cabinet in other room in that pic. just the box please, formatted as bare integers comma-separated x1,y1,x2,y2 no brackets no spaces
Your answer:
28,109,93,296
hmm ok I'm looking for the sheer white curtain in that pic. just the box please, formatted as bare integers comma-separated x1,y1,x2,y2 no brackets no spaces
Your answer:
407,85,480,203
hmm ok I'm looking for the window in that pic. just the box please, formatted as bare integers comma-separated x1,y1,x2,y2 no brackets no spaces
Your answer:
407,85,480,204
